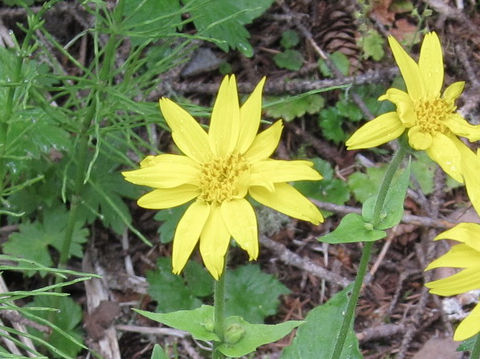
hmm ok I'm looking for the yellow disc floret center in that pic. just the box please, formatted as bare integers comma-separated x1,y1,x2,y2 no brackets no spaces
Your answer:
414,98,453,134
199,153,250,205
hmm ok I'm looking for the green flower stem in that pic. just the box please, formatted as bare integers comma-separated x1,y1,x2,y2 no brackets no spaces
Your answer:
213,263,227,359
331,139,408,359
471,333,480,359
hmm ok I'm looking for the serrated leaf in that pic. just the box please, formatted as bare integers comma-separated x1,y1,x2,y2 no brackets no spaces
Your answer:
347,166,387,203
411,152,435,195
273,49,304,71
154,204,189,244
187,0,274,56
184,260,214,297
362,162,410,230
456,335,477,352
336,99,364,122
27,296,83,358
280,30,300,49
318,107,346,144
217,316,303,356
360,29,385,61
294,158,350,213
3,206,88,276
146,258,203,312
226,264,290,323
150,344,168,359
79,152,140,235
318,51,350,77
265,94,325,122
135,305,219,341
320,213,386,244
123,0,182,46
281,285,362,359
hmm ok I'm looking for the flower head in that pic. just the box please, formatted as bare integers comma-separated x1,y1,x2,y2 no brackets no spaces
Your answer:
123,75,323,279
346,32,480,183
425,223,480,341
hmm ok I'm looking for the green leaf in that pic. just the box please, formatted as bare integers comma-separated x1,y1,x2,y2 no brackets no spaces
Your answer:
360,29,385,61
294,158,350,214
3,206,88,276
411,152,435,194
273,49,304,71
184,260,214,297
336,98,364,122
123,0,182,46
217,317,303,357
320,213,386,244
187,0,275,56
362,162,411,230
134,305,219,341
226,264,290,323
281,285,362,359
347,166,387,203
150,344,168,359
79,151,140,235
27,296,83,358
154,204,189,244
318,107,346,144
318,51,350,77
146,258,203,312
456,335,477,352
265,94,325,122
280,30,300,49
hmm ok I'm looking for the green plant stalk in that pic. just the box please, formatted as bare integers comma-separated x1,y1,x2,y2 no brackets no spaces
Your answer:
331,139,408,359
471,333,480,359
58,1,124,268
213,262,227,359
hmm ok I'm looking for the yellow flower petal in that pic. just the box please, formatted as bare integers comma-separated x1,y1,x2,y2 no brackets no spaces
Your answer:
137,185,199,209
454,303,480,341
388,35,425,99
159,98,211,163
418,32,444,97
221,199,258,260
209,75,240,157
199,205,231,279
434,222,480,253
425,244,480,270
249,183,323,225
442,81,465,104
237,77,266,154
444,113,480,142
426,267,480,296
345,112,404,150
122,154,200,188
407,126,432,150
425,133,463,183
379,88,416,127
172,201,210,275
250,159,322,188
244,120,283,162
462,149,480,216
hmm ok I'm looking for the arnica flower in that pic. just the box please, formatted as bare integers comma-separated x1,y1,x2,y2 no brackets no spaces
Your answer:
425,223,480,341
346,32,480,183
123,75,323,279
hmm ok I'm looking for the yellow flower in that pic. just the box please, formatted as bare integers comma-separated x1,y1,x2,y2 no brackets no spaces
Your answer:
425,223,480,341
123,75,323,279
346,32,480,183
